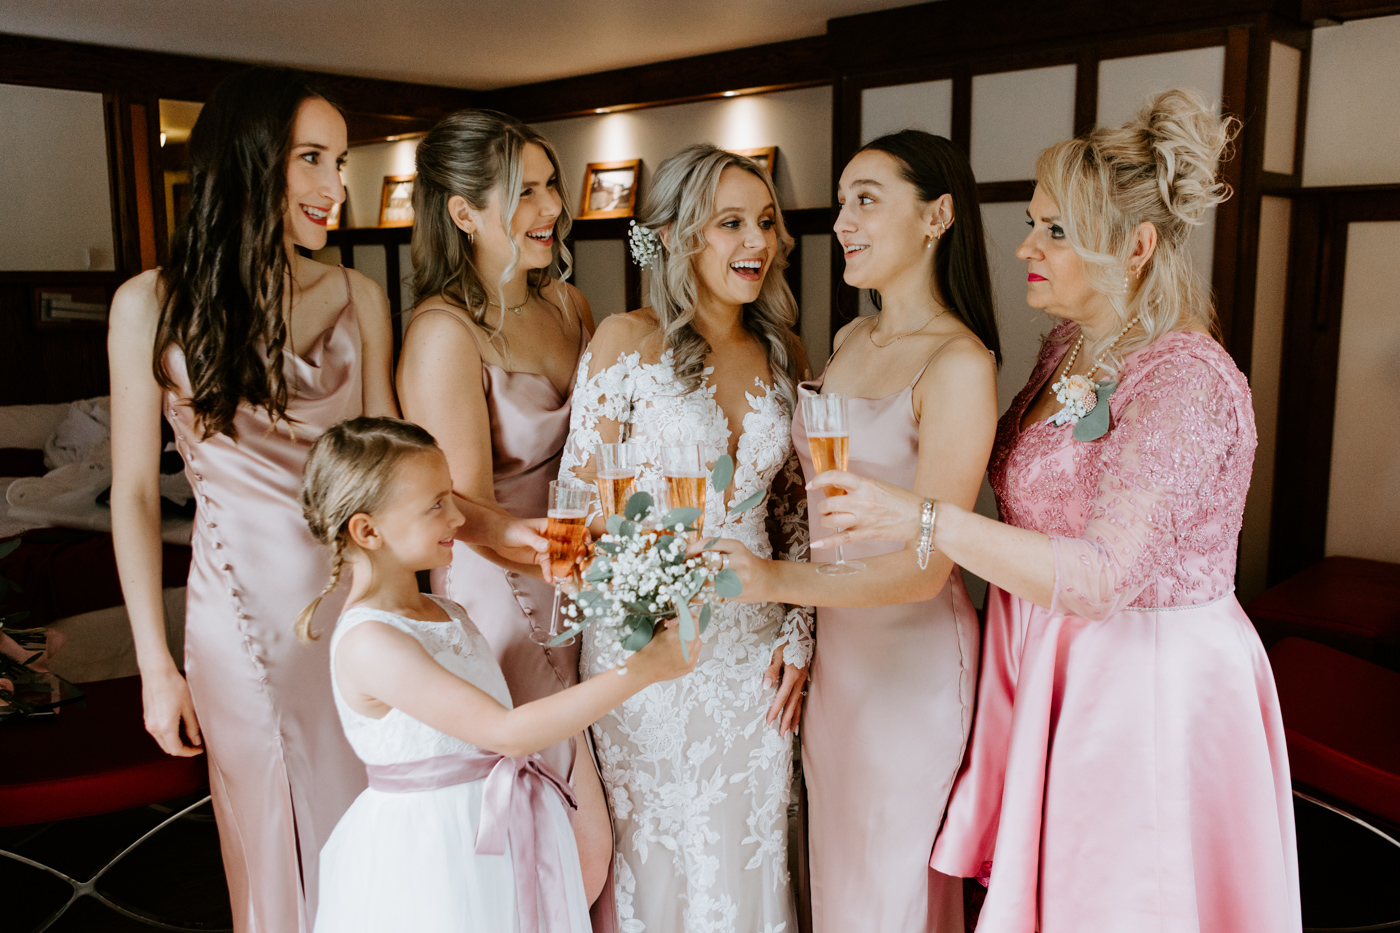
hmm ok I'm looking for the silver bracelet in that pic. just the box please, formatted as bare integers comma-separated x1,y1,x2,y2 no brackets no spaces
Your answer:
916,499,937,570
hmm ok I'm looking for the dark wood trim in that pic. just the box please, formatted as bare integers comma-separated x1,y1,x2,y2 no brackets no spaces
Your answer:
951,66,973,155
1298,0,1400,19
479,36,831,122
978,180,1037,203
1267,186,1400,583
0,271,124,286
0,32,478,120
830,75,862,347
1210,24,1258,370
1074,52,1099,137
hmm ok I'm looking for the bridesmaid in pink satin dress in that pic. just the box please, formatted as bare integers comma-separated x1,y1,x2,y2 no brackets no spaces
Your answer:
395,110,616,921
109,71,397,932
811,91,1300,932
712,130,1001,932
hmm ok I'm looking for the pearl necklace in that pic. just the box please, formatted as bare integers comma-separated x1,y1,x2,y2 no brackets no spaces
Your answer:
1047,315,1139,426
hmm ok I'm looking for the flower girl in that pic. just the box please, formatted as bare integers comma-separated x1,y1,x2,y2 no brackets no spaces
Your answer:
299,417,697,932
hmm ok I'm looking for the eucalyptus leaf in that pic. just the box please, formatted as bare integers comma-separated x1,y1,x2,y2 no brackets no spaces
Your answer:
0,539,18,560
656,536,687,564
710,454,734,494
605,514,625,536
621,618,655,651
1072,380,1117,442
714,568,743,598
726,489,767,517
576,589,606,607
596,540,621,556
583,566,611,583
701,537,720,550
659,507,702,530
549,624,585,647
624,491,653,522
676,600,695,661
698,602,712,633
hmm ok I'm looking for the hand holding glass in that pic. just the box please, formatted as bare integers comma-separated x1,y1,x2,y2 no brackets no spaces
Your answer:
801,393,864,575
534,480,593,647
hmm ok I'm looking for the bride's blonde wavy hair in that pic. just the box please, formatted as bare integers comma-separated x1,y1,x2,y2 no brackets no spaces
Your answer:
636,144,801,406
1035,88,1237,373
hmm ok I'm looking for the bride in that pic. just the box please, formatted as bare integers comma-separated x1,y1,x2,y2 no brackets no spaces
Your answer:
559,144,813,932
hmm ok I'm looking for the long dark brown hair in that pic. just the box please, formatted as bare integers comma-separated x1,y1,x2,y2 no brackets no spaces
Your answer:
155,67,338,439
860,130,1002,365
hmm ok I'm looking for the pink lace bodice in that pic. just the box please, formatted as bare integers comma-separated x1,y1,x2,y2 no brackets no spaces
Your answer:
989,323,1257,620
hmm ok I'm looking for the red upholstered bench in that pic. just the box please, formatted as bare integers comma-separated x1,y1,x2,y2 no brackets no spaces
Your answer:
0,675,213,930
1248,557,1400,668
1269,637,1400,828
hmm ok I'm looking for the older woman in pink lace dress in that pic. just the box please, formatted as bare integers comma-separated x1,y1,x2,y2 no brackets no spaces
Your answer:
808,90,1300,933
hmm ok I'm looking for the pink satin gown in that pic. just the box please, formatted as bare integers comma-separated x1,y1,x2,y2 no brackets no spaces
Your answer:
163,268,368,932
419,309,584,782
930,326,1301,932
793,329,981,933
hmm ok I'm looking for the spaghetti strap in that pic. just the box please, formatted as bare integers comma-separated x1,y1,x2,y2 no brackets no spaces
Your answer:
338,265,354,310
909,332,984,389
407,306,483,352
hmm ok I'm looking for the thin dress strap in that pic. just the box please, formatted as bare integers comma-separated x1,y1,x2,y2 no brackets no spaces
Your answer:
339,265,354,311
408,306,484,352
909,332,984,389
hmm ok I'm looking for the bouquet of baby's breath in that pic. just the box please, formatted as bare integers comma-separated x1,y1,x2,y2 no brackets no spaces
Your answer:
552,454,765,668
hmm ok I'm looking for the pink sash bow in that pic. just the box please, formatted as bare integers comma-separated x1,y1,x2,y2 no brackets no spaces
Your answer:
365,749,581,933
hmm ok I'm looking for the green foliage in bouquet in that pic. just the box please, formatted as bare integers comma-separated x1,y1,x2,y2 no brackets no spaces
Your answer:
551,454,766,662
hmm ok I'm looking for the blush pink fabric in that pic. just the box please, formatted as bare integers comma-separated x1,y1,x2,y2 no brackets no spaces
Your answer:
164,269,368,932
365,750,583,933
930,326,1301,933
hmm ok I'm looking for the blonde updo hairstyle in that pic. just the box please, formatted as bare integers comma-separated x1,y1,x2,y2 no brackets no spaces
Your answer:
294,417,440,641
411,110,574,346
1035,88,1237,372
635,144,802,406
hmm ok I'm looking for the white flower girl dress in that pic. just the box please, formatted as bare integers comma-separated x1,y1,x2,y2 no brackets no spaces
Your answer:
314,594,592,932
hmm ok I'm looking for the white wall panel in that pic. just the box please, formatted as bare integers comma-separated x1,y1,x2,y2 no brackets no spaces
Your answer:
861,80,953,145
1303,15,1400,187
572,239,628,322
1238,196,1291,602
971,65,1076,183
1096,46,1225,127
1325,221,1400,563
0,84,115,270
536,86,832,211
1264,41,1301,175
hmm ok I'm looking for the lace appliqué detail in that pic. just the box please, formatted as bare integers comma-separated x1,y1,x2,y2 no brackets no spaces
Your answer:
562,347,801,932
328,597,513,766
990,328,1257,621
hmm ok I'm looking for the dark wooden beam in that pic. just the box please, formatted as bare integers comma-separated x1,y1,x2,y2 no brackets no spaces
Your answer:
0,32,478,120
480,36,831,122
827,0,1288,73
1298,0,1400,19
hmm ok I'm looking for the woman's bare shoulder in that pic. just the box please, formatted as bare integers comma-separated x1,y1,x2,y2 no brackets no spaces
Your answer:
587,310,662,368
110,270,164,332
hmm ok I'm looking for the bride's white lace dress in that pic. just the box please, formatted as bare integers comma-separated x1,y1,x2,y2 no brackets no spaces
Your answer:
561,346,814,933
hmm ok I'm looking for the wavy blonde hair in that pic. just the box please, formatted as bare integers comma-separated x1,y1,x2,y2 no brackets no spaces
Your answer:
295,417,440,641
636,144,801,405
1035,88,1237,373
410,110,574,345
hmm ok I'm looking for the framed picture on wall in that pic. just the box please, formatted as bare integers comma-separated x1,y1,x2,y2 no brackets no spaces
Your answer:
379,174,415,227
578,159,641,220
731,146,778,178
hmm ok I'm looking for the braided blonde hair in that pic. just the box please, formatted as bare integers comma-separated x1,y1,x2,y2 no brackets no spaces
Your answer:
1035,88,1238,373
294,417,440,641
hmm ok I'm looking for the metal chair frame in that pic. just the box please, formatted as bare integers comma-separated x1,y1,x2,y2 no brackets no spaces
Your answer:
1295,789,1400,933
1,793,231,933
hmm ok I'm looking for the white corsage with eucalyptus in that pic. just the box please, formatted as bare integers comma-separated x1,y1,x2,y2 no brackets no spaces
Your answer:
552,454,765,670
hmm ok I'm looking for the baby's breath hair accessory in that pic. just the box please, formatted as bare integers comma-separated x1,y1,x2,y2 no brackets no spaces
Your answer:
628,220,662,268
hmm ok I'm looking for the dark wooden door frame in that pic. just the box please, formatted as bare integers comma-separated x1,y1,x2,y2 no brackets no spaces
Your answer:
1268,184,1400,584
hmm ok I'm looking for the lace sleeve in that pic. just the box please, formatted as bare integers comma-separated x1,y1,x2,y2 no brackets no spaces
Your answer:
767,447,815,668
559,347,637,492
1049,355,1240,621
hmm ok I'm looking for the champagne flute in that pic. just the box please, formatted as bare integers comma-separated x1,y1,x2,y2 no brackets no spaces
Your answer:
533,480,593,647
635,475,672,530
661,444,707,541
595,443,637,521
801,393,865,575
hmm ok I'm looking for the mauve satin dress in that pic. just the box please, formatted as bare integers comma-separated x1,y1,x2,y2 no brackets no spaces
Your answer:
931,327,1301,932
421,308,584,781
792,330,981,933
164,271,367,933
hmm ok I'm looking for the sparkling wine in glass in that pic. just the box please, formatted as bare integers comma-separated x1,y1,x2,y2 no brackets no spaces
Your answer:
534,480,593,647
661,444,707,540
800,393,865,575
595,443,637,521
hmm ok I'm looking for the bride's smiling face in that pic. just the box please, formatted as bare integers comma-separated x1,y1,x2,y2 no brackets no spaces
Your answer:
691,167,778,309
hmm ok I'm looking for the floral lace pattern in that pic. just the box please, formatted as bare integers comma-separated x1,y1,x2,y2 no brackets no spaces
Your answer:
328,596,513,766
990,325,1257,621
561,347,806,933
